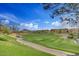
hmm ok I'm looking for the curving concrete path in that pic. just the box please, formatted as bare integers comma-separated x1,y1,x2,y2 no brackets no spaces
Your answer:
16,37,75,56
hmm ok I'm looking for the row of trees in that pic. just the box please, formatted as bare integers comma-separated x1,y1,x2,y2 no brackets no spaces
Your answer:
0,18,19,34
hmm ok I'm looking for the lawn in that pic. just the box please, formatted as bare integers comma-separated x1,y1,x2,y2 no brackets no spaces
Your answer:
23,31,79,54
0,34,52,56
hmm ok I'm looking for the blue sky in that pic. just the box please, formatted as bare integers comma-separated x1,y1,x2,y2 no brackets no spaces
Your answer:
0,3,62,30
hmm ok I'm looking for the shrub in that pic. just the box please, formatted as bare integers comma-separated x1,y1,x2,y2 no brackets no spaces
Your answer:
0,37,7,41
68,33,74,39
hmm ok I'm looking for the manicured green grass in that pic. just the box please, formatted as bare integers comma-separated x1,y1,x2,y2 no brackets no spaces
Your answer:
0,34,52,56
23,32,79,54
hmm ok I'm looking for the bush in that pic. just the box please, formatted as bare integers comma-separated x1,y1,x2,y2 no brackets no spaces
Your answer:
68,33,74,39
0,37,7,41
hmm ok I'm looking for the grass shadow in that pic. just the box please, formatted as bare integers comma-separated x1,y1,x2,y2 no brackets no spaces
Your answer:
0,37,7,41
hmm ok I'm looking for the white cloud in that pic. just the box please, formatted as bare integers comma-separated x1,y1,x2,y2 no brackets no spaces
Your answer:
20,23,24,26
1,19,10,24
52,21,61,26
33,24,38,29
20,23,39,30
61,20,79,29
44,21,49,24
63,23,79,29
0,13,20,23
0,14,39,30
29,23,33,28
4,20,10,24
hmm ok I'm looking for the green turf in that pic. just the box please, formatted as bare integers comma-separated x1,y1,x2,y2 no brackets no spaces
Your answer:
23,32,79,54
0,34,52,56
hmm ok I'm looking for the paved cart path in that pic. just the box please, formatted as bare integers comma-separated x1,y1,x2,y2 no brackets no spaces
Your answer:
16,37,75,56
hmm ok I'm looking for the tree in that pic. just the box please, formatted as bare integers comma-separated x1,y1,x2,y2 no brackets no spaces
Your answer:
42,3,79,26
42,3,79,39
3,25,11,34
0,16,20,34
0,19,2,31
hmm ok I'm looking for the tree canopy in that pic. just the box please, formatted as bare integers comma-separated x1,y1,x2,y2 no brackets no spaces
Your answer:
42,3,79,29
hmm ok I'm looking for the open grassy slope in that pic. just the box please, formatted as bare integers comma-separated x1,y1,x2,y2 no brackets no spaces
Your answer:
0,34,52,56
23,31,79,54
